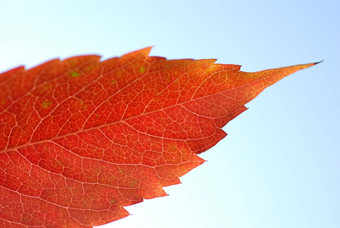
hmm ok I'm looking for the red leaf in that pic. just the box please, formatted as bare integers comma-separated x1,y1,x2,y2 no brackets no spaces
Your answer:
0,48,318,227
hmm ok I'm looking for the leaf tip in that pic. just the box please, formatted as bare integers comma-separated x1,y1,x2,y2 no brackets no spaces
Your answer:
297,60,324,70
137,46,153,57
314,59,324,65
122,46,153,60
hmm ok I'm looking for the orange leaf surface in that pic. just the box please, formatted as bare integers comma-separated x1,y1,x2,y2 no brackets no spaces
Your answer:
0,48,318,227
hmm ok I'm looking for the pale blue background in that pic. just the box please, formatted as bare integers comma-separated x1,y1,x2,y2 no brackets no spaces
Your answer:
0,1,339,227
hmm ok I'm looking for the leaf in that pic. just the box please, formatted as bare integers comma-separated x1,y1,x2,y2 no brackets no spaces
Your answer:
0,48,319,227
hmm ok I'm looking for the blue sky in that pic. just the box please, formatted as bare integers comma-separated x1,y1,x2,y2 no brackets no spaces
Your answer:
0,0,339,227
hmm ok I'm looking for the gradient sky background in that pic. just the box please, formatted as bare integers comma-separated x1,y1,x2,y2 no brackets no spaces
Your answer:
0,0,339,227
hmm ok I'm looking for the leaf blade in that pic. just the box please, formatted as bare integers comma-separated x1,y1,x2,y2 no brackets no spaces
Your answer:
0,48,318,227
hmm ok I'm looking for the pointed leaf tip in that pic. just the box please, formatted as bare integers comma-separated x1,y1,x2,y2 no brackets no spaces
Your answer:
276,60,323,72
289,61,321,70
314,59,324,65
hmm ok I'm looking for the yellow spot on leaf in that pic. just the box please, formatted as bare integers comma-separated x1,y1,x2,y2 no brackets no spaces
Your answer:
79,101,87,109
140,66,146,74
119,168,125,174
41,101,51,108
70,71,81,78
129,180,138,188
111,80,116,85
43,83,53,91
168,143,177,151
0,101,4,105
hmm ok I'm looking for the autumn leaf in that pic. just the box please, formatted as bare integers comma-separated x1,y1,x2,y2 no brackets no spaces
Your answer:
0,48,319,227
